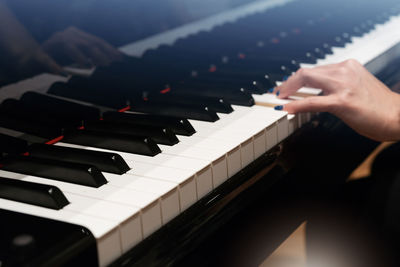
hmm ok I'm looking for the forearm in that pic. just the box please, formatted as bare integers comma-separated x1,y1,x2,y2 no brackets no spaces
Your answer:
386,91,400,141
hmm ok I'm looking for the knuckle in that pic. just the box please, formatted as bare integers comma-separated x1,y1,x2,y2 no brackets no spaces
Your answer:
296,67,307,76
344,58,360,69
336,59,361,78
296,68,310,83
336,66,348,76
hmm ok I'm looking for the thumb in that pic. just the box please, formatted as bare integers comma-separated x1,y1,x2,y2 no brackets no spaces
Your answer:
283,95,335,114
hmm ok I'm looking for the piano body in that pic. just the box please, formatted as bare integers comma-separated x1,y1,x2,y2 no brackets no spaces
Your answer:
0,0,400,266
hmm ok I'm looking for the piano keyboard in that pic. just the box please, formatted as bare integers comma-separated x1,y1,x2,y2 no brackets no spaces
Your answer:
1,0,400,266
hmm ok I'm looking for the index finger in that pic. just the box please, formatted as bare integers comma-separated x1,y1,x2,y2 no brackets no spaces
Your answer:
275,65,339,99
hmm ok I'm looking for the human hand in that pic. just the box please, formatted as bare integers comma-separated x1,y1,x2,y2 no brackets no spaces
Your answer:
275,59,400,141
42,26,123,68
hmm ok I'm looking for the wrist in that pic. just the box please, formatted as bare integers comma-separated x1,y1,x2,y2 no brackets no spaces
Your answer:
388,91,400,141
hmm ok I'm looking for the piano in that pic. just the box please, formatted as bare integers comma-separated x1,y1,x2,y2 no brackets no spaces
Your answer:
0,0,400,266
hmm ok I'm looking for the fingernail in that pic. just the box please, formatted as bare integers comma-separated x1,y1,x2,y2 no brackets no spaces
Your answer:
283,76,289,81
276,90,280,96
268,87,274,93
274,105,284,111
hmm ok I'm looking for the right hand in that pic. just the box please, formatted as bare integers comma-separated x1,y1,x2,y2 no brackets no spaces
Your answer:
275,59,400,141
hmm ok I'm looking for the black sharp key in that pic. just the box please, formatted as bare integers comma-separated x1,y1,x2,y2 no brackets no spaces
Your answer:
28,144,130,175
102,112,196,136
84,120,179,146
130,100,219,122
0,133,28,155
0,209,98,266
147,93,233,113
48,81,129,109
170,84,255,106
0,177,69,210
1,156,107,188
312,47,326,59
20,92,101,123
1,99,76,128
0,112,63,139
63,129,161,156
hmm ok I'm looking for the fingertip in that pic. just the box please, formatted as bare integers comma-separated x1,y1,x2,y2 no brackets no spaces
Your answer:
277,93,285,99
277,91,289,99
281,102,297,114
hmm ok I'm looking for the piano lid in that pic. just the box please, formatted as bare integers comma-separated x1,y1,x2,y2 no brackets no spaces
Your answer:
0,0,266,86
0,0,398,88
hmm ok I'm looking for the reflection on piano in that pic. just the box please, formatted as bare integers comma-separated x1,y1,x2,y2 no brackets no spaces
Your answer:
1,0,400,266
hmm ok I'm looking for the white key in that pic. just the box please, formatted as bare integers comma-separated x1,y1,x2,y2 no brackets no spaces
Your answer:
0,170,161,240
104,151,213,203
56,142,198,211
127,161,199,210
187,105,288,165
253,93,303,131
241,101,289,142
159,142,234,187
102,173,179,224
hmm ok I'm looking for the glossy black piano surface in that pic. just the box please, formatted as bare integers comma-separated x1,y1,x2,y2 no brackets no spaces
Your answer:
0,0,400,266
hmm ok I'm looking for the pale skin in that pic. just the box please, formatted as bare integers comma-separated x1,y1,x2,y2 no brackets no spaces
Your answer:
275,59,400,142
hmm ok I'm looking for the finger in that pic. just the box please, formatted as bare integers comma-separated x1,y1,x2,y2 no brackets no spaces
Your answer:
275,68,316,99
282,95,336,114
276,65,341,99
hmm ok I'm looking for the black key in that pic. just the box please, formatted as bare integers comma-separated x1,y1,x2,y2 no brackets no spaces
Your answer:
0,177,69,210
28,144,130,175
147,93,233,114
0,133,28,155
20,92,101,123
321,43,334,55
130,100,219,122
1,99,76,128
0,209,98,266
84,120,179,146
0,112,63,139
1,156,107,188
63,129,161,156
102,112,196,136
48,81,129,109
312,47,326,59
170,84,255,106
